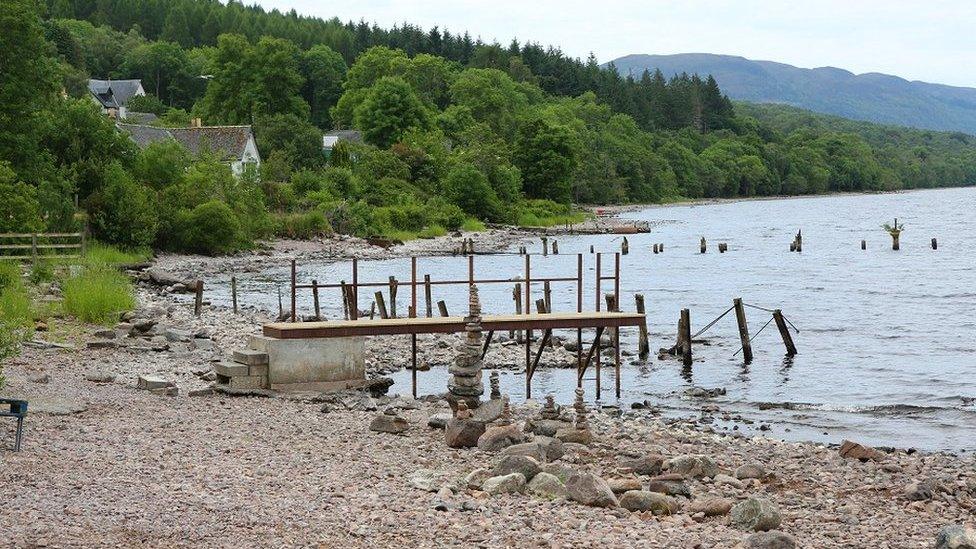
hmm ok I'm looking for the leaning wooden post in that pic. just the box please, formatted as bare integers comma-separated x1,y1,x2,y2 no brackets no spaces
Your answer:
424,274,432,318
733,297,753,363
231,276,239,314
375,291,389,319
194,280,204,317
635,294,649,360
277,285,283,319
621,237,629,255
680,308,692,366
773,309,797,356
931,238,938,250
290,259,297,322
311,279,320,320
700,237,706,254
388,276,398,318
437,300,449,317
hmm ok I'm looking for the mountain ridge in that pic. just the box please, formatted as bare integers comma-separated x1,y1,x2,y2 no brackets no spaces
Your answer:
609,53,976,135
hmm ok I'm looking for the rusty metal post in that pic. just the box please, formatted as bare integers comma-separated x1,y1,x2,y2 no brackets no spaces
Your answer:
411,257,417,318
424,274,432,318
524,253,532,398
595,252,602,400
576,253,583,386
231,276,238,315
194,280,204,317
351,258,359,320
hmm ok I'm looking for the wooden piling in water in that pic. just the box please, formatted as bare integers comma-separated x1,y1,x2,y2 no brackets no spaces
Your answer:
552,240,559,254
621,237,629,255
931,238,938,250
700,237,706,254
388,276,398,318
424,275,432,318
653,244,659,254
437,300,449,317
795,230,802,253
375,291,389,319
231,276,238,314
311,279,320,320
543,280,552,314
773,309,797,356
635,294,649,360
194,280,204,317
340,281,350,320
589,245,594,254
733,297,753,363
680,308,692,366
861,240,866,250
719,243,727,253
659,243,664,253
542,236,549,256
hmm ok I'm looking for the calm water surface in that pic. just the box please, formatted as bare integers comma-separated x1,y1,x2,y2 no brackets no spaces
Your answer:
212,187,976,451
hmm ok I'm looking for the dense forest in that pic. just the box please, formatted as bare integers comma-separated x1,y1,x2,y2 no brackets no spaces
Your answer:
2,0,975,257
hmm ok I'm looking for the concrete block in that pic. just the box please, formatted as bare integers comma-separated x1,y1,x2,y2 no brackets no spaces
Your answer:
214,361,249,377
228,375,267,390
248,335,274,353
248,363,269,377
262,336,365,386
137,375,173,390
233,349,269,366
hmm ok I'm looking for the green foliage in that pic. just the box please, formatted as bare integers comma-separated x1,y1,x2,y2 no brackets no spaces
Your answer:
125,94,168,115
461,218,486,232
514,200,585,227
133,140,191,189
355,77,430,148
441,163,504,221
301,45,347,129
88,163,159,249
0,163,44,233
29,260,56,284
417,224,447,239
514,116,578,204
275,210,333,239
62,264,135,324
84,242,152,266
172,200,243,255
0,264,32,379
254,113,324,170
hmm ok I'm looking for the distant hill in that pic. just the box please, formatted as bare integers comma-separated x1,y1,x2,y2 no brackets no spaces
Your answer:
610,53,976,135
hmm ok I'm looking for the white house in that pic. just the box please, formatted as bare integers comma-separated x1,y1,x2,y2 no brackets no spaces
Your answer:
118,121,261,176
88,79,145,119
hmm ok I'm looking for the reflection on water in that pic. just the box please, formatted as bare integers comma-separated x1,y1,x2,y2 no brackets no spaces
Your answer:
207,187,976,451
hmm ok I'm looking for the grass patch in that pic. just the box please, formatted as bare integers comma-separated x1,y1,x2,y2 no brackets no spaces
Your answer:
513,199,587,228
29,260,56,284
62,264,135,325
418,224,447,239
1,263,33,387
84,242,152,266
460,218,486,232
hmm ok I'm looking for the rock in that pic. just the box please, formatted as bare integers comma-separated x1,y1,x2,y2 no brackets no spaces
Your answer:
190,338,214,351
524,418,571,437
731,497,782,532
491,455,541,482
84,371,116,383
132,318,156,332
145,267,187,288
618,490,678,514
735,463,767,480
477,423,525,452
621,454,664,476
137,375,174,391
838,439,885,461
500,437,564,463
527,472,567,499
150,386,178,397
408,469,446,492
86,339,117,350
445,417,486,448
903,478,938,501
464,468,490,490
665,454,719,479
387,396,420,410
164,329,192,343
471,398,504,423
554,427,593,445
93,329,117,339
482,473,526,496
319,391,377,413
30,374,51,384
187,388,213,397
541,462,575,483
369,413,409,434
34,321,48,332
745,530,797,549
607,477,643,494
936,524,976,549
686,497,733,517
646,479,691,497
565,473,618,508
714,473,745,489
427,412,452,429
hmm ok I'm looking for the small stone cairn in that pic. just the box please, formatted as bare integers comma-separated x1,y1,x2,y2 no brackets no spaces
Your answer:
445,399,485,448
541,394,560,420
447,284,485,411
555,388,593,445
489,371,501,400
524,393,571,436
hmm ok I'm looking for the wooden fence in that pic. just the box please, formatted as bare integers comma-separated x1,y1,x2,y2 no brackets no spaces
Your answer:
0,232,86,261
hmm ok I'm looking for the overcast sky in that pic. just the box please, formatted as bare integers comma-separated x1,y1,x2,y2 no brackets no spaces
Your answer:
253,0,976,88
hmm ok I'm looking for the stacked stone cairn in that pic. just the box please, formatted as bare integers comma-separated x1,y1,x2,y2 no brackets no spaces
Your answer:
447,284,486,411
555,388,593,445
524,393,572,437
445,399,486,448
477,395,525,451
473,371,505,423
490,371,501,400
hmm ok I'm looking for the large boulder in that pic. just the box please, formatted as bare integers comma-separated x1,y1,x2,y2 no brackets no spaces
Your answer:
664,455,719,479
936,524,976,549
472,398,504,423
838,439,885,462
555,427,593,445
731,497,782,532
445,417,486,448
482,473,526,496
527,472,567,499
500,437,563,462
606,477,643,494
686,497,733,517
565,473,618,508
477,424,525,452
491,455,541,482
621,454,664,476
618,490,678,514
735,463,767,480
745,531,797,549
524,418,571,437
369,413,409,434
427,412,452,429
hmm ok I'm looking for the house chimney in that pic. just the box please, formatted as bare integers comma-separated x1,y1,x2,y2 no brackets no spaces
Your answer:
191,117,202,128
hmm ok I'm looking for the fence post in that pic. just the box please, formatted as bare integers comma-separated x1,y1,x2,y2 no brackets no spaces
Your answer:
437,300,449,317
635,294,649,360
311,279,320,320
424,274,432,318
512,283,522,342
773,309,797,356
733,298,753,363
31,234,38,264
680,308,692,366
340,281,350,320
375,291,389,319
194,280,204,317
231,276,239,314
388,276,398,318
290,259,297,322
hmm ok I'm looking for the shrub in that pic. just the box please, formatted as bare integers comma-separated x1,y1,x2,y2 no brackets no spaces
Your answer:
29,260,55,284
62,265,135,324
176,201,243,255
84,242,152,266
441,163,504,221
0,163,43,233
0,262,21,290
461,218,486,232
424,197,466,231
275,210,333,239
417,224,447,239
1,263,34,381
88,163,159,248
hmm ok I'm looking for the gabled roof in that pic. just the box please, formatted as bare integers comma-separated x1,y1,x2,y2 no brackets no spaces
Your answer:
117,123,256,162
88,79,143,108
124,112,158,125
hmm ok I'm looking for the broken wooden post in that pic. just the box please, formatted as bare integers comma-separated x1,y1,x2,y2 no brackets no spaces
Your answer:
552,240,559,254
931,238,938,250
542,236,549,256
680,308,692,366
375,291,389,319
790,241,796,252
635,294,649,360
719,243,727,253
231,276,238,314
368,301,376,319
886,218,902,250
340,280,350,320
773,309,797,356
653,244,659,254
535,298,547,314
311,279,320,320
659,243,664,253
437,300,449,317
543,280,552,314
700,237,706,254
513,283,523,343
733,297,753,363
861,239,866,250
388,276,398,318
621,237,629,255
589,245,594,254
424,274,432,318
795,230,802,253
277,284,283,319
194,280,204,317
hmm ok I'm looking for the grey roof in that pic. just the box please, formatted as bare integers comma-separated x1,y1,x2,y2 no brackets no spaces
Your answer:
117,123,255,162
88,79,143,108
324,130,362,142
124,112,158,124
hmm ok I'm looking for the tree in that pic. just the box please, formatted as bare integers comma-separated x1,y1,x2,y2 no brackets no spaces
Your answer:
160,3,193,47
88,162,159,248
123,41,192,106
441,163,504,221
132,140,190,189
449,68,528,139
354,77,430,148
0,163,43,233
301,45,347,129
514,116,578,203
254,113,324,170
249,36,309,120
